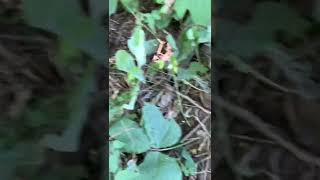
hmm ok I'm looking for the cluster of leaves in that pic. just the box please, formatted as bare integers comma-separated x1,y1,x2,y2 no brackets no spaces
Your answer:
109,0,211,179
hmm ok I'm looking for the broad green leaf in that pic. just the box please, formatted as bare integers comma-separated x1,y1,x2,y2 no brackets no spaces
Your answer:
109,140,125,173
128,26,146,67
115,50,145,82
120,0,139,13
115,50,136,71
109,105,124,123
144,39,159,55
188,0,211,26
142,103,182,148
174,0,211,26
109,0,118,16
174,0,188,19
115,152,182,180
115,169,139,180
110,118,151,153
144,13,157,32
181,149,197,176
177,62,208,80
130,67,146,83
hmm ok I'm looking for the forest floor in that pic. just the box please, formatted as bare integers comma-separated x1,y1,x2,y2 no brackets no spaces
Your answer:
108,1,212,179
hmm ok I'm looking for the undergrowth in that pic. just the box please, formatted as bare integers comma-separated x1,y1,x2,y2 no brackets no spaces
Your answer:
109,0,211,179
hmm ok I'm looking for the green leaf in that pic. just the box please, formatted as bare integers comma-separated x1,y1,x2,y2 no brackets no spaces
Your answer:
181,149,197,176
165,32,179,56
198,25,211,43
155,0,164,4
110,118,151,153
115,50,145,82
109,140,125,173
142,103,182,148
120,0,139,13
109,105,124,123
123,84,140,110
128,26,147,67
116,50,136,71
188,0,211,26
174,0,211,26
177,62,208,80
115,169,139,180
144,39,159,55
139,152,182,180
115,152,182,180
144,13,157,32
174,0,188,19
109,0,118,16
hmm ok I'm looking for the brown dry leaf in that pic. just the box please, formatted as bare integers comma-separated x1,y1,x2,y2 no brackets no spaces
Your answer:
152,40,174,62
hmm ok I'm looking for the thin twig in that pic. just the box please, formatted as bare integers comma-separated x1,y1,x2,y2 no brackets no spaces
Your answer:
176,91,211,114
182,116,210,142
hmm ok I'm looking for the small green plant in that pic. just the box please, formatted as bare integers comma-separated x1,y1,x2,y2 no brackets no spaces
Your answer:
109,0,210,179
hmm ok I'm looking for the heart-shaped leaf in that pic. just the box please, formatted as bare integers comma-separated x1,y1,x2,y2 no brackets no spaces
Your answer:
109,140,126,173
142,103,181,148
110,118,151,153
115,152,182,180
115,50,145,82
